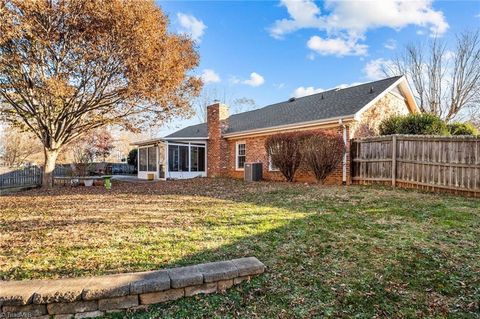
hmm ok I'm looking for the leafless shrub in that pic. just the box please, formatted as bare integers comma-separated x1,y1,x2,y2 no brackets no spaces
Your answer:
302,132,344,183
265,132,309,182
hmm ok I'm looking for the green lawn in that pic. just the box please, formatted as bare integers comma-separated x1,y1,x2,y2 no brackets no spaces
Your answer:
1,179,479,318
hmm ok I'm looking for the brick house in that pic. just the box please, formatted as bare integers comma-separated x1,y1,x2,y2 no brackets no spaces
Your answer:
133,76,418,183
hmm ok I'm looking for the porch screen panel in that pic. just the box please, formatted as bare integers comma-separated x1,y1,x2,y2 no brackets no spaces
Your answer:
190,147,198,171
168,145,189,172
147,146,157,171
139,148,147,171
179,145,189,171
190,146,205,172
168,145,179,171
198,147,205,171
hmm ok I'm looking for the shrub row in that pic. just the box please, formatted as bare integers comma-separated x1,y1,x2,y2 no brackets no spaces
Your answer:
265,131,345,183
379,113,478,136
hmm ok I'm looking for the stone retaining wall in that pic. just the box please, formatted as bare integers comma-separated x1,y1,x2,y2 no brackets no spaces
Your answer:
0,257,265,319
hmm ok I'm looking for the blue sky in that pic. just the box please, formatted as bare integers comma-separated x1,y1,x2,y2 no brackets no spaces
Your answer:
155,0,480,136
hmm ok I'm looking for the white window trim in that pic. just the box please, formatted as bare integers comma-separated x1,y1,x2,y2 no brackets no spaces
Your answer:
268,154,280,172
235,141,246,171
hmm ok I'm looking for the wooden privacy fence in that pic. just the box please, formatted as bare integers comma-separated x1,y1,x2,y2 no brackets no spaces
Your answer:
351,135,480,197
0,166,42,190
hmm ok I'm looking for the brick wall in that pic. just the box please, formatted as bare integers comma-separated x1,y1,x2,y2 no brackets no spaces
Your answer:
225,126,351,185
207,103,230,177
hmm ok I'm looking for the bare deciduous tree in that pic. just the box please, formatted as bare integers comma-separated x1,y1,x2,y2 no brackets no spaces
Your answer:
385,30,480,121
0,126,42,167
194,87,256,122
0,0,201,187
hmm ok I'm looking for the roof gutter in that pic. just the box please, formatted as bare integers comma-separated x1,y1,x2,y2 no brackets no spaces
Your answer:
165,137,208,140
222,115,355,139
131,136,208,146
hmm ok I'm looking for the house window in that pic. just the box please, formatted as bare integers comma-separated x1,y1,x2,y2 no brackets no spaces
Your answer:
190,146,206,172
168,144,189,172
236,142,246,170
268,154,279,171
139,146,157,172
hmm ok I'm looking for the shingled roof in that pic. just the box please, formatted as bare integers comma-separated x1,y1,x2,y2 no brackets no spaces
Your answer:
166,76,404,139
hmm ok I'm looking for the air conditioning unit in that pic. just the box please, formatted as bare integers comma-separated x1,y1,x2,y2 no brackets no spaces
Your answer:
244,162,262,182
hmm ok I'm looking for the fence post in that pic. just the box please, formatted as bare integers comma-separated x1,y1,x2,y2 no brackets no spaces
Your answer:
391,135,397,187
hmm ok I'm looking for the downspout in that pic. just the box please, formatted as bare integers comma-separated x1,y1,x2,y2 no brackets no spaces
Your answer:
339,119,347,184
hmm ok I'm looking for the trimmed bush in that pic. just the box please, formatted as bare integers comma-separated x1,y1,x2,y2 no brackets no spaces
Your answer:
379,113,449,136
302,132,345,183
378,115,403,135
265,132,307,182
447,122,478,136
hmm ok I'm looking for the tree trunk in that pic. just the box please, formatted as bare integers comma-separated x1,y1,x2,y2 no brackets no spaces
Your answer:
42,149,59,188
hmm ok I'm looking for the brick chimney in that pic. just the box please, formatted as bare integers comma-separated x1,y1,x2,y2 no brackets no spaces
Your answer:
207,102,229,177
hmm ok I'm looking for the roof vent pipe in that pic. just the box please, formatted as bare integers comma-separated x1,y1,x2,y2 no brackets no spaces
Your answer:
288,97,296,102
321,93,324,99
369,86,374,93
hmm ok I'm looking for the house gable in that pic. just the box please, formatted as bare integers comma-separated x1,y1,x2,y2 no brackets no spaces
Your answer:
351,77,418,138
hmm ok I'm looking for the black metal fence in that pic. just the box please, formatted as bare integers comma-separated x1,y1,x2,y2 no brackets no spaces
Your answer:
0,166,42,190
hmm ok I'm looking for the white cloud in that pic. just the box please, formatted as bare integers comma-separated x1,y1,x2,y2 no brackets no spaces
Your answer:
307,35,367,56
273,83,286,89
323,0,448,36
243,72,265,87
230,72,265,87
384,39,397,50
363,58,396,80
200,69,220,84
270,0,448,38
335,82,364,89
443,50,456,61
270,0,448,56
293,86,324,98
229,76,241,84
293,81,365,97
269,0,323,39
177,13,206,42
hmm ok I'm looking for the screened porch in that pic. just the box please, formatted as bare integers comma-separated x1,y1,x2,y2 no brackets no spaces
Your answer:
137,140,207,180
